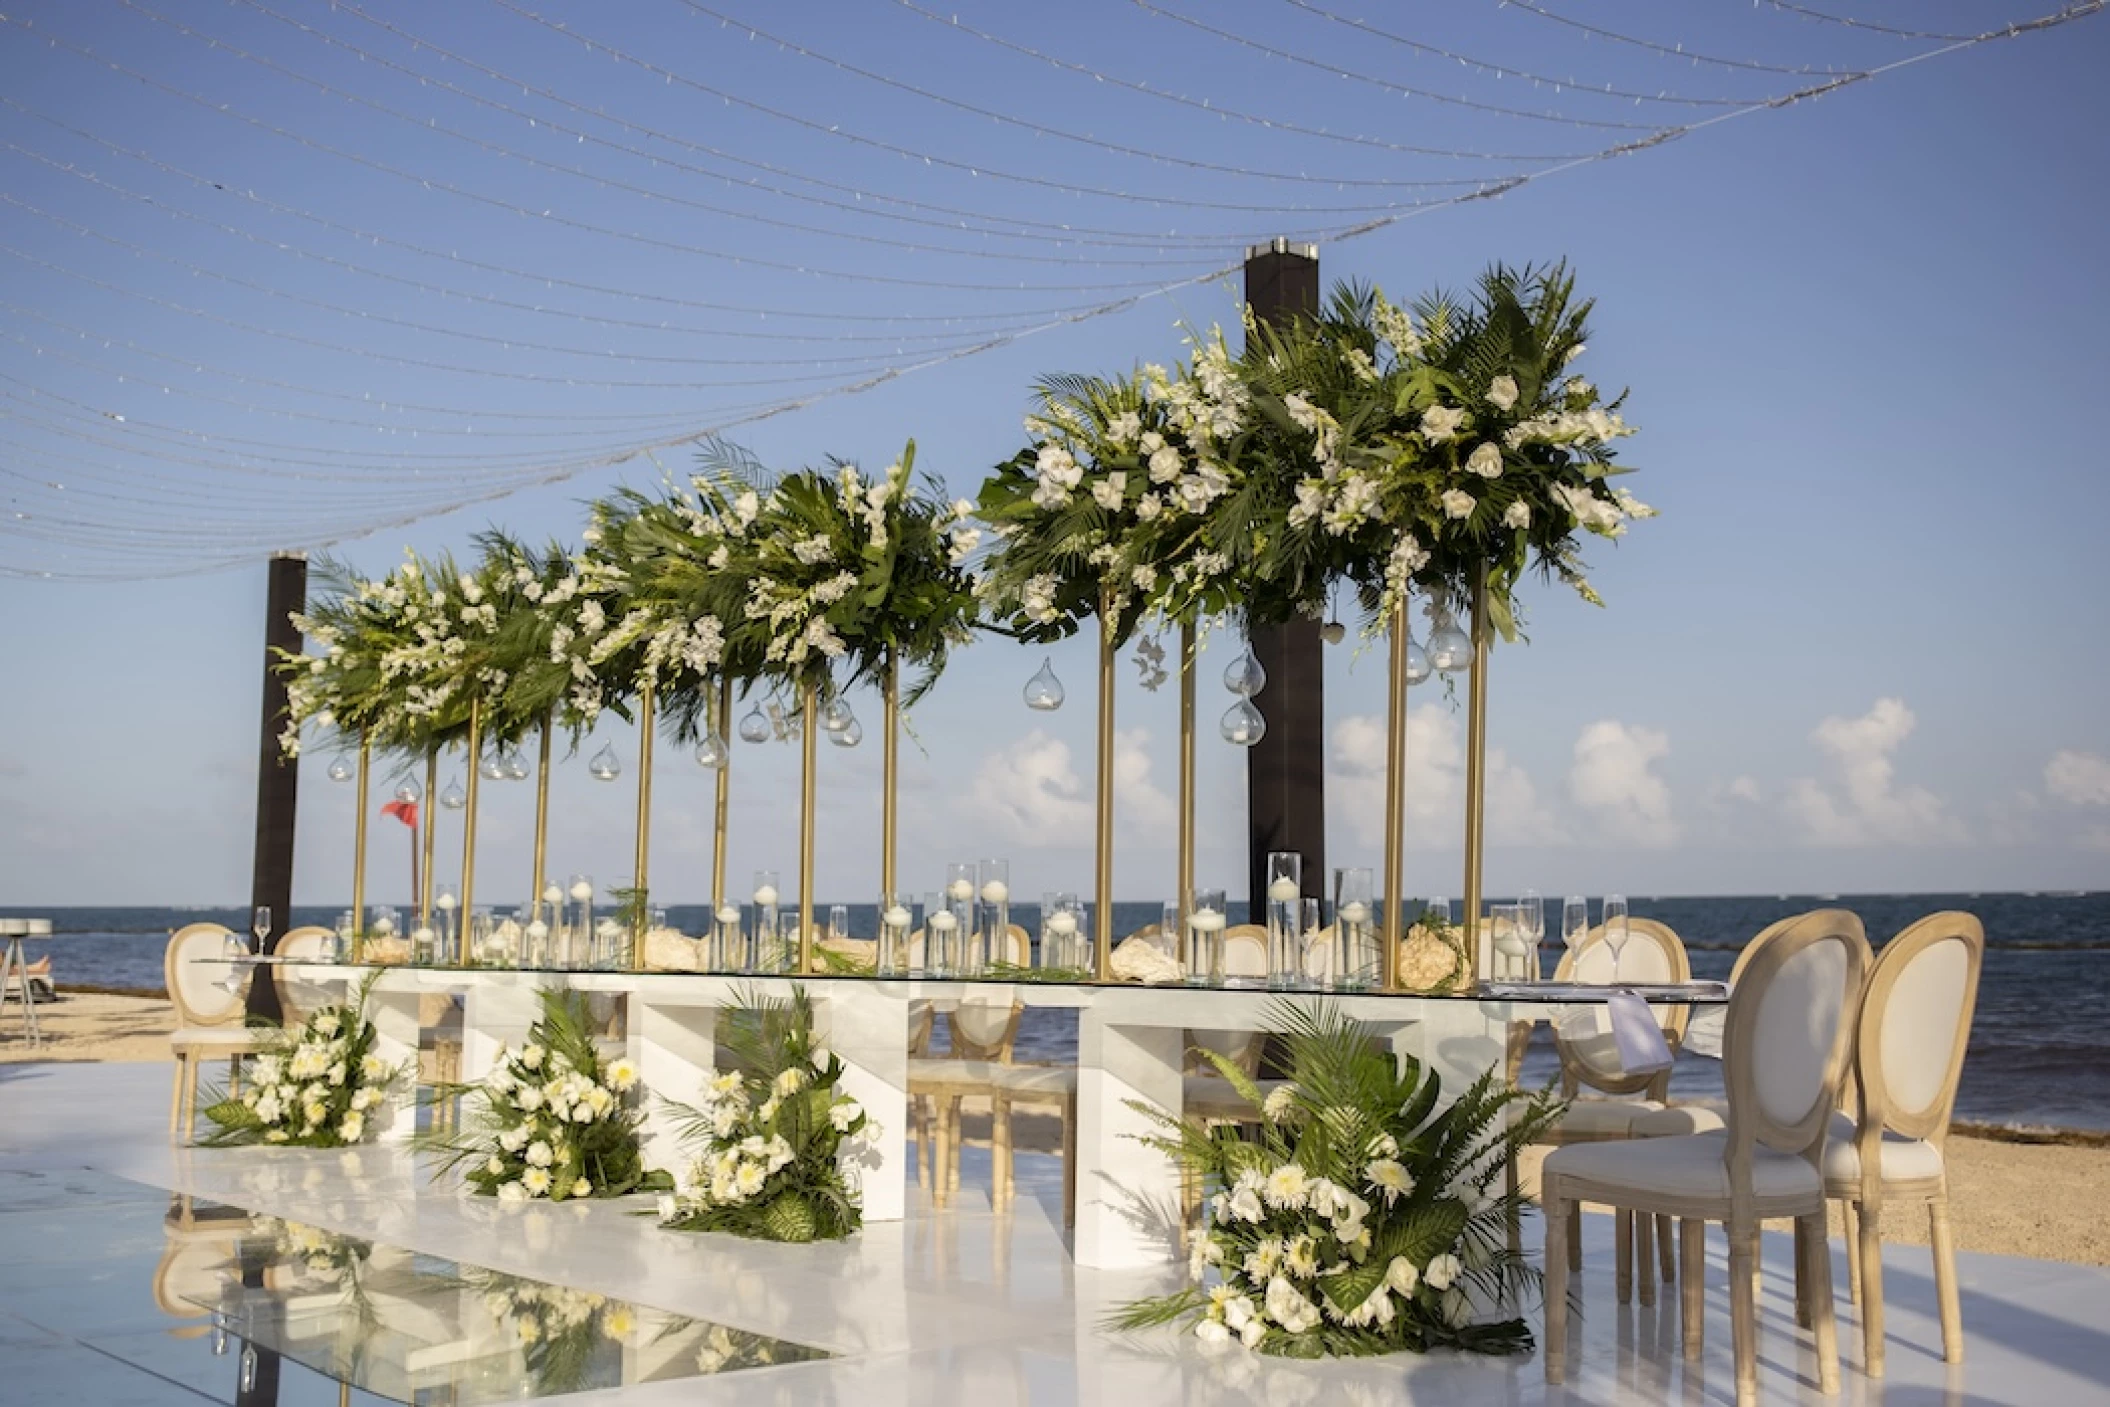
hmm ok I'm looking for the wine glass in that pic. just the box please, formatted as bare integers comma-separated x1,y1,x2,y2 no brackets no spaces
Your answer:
1602,894,1631,984
1562,896,1590,970
1519,890,1545,980
251,905,271,954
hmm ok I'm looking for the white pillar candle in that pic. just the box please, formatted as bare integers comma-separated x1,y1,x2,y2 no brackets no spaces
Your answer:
753,885,779,908
1266,877,1300,904
980,880,1010,905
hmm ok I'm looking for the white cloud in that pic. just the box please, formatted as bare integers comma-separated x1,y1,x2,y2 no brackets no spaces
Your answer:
1329,707,1564,848
967,727,1172,847
1782,697,1964,845
1726,775,1762,804
1568,720,1677,847
2045,749,2110,807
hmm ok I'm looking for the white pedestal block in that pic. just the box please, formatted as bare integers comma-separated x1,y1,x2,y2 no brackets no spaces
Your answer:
1072,1010,1185,1269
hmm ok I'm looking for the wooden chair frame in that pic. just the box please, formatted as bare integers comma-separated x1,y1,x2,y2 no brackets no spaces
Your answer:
1543,910,1869,1407
164,923,269,1138
1834,911,1983,1376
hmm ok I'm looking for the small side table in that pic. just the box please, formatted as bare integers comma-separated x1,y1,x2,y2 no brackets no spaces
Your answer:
0,917,50,1045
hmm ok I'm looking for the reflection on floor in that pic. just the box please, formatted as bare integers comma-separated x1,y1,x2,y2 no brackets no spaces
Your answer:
3,1061,2109,1404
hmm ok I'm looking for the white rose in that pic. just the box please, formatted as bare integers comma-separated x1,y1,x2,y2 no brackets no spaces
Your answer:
1421,405,1466,443
1465,443,1504,478
1423,1252,1462,1292
1194,1318,1230,1346
498,1181,528,1204
1385,1255,1420,1295
1440,488,1476,520
1486,375,1519,411
1502,500,1531,529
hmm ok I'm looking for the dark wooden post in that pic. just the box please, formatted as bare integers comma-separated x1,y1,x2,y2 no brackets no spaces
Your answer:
1243,239,1326,923
246,551,306,1021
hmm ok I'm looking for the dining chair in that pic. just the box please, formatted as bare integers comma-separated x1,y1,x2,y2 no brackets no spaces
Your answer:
272,926,336,1027
1533,917,1693,1304
1542,910,1868,1407
1828,911,1983,1376
164,923,270,1138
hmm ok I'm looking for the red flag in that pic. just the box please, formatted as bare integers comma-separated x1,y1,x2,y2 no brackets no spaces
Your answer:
382,799,419,828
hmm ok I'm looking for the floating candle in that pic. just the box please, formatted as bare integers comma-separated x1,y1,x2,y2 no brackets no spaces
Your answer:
569,880,593,902
1338,901,1371,924
980,880,1010,905
928,910,958,931
753,884,779,908
1190,909,1227,933
436,893,458,912
1046,912,1078,937
882,905,911,928
526,920,549,941
1267,877,1300,904
946,879,974,902
716,905,741,926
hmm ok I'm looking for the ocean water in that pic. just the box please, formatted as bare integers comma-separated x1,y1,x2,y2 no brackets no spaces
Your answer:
15,891,2107,1132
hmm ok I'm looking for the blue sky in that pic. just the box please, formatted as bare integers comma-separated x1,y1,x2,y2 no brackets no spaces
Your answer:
1,1,2106,907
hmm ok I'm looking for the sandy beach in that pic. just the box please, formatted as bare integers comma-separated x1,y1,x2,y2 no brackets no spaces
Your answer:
7,989,2106,1268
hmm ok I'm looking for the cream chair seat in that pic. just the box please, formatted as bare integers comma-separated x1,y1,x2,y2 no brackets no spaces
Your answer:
165,923,270,1139
1542,910,1869,1407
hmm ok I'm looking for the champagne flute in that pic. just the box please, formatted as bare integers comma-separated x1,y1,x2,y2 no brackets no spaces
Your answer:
251,904,271,955
1562,896,1590,972
1519,890,1545,980
1602,894,1631,984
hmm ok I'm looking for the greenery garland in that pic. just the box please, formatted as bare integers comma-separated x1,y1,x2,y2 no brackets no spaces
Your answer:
1110,1002,1564,1358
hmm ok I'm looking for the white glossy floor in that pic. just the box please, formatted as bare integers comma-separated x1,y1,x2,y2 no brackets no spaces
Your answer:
3,1060,2107,1406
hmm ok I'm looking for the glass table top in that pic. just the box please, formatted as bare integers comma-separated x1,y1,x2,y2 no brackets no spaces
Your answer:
0,1169,826,1406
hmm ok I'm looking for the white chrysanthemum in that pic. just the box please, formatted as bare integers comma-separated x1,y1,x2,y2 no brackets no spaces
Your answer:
1261,1084,1297,1123
1263,1163,1309,1211
570,1178,593,1199
1365,1157,1415,1204
521,1167,553,1197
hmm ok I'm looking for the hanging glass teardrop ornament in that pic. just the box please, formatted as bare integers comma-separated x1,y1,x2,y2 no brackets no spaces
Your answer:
1223,646,1266,698
587,743,623,782
393,780,422,804
1023,657,1065,711
478,753,507,781
439,777,467,810
821,696,855,733
1404,635,1433,686
502,750,530,780
326,758,355,784
1426,606,1472,673
694,732,729,770
1220,699,1268,746
830,715,864,748
737,705,770,744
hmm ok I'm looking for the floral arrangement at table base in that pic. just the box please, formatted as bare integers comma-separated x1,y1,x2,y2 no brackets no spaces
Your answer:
197,975,407,1148
1111,1002,1564,1358
658,986,872,1244
422,988,670,1202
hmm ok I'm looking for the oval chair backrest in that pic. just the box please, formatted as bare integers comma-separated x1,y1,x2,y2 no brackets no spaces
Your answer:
1724,910,1869,1160
1001,923,1032,968
273,927,336,1027
165,923,246,1027
1301,925,1338,983
1858,912,1984,1148
1222,925,1268,979
950,999,1023,1060
1550,917,1693,1095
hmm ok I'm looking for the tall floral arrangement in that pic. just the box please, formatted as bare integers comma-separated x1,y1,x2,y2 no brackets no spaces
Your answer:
1238,265,1649,636
278,554,432,760
1113,1002,1563,1358
658,987,872,1243
421,988,669,1202
197,976,407,1148
977,330,1277,643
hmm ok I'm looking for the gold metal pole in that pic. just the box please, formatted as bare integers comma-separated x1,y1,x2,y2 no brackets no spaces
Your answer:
1461,566,1492,979
419,749,438,928
633,684,655,971
1176,619,1196,969
1094,601,1116,981
711,676,731,904
460,699,482,930
881,652,900,900
531,714,553,922
1381,600,1409,992
798,684,819,976
351,733,371,961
